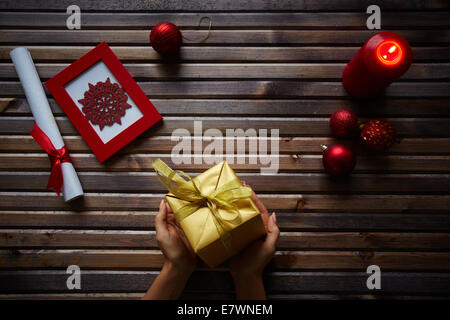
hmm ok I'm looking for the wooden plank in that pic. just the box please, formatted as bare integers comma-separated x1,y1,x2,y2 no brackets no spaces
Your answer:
1,229,450,250
2,30,450,45
1,154,449,173
0,192,300,211
1,0,448,11
1,211,449,231
300,195,450,213
0,293,182,300
1,192,448,213
2,46,449,62
2,12,450,28
1,117,450,137
263,272,450,294
0,293,447,300
267,294,450,300
2,63,449,80
1,250,450,271
1,172,449,194
3,98,450,117
0,270,448,294
0,293,438,300
1,136,449,155
0,211,159,230
271,251,450,271
3,81,450,98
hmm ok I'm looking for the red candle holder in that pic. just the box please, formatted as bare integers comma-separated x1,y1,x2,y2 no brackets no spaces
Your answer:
342,32,412,98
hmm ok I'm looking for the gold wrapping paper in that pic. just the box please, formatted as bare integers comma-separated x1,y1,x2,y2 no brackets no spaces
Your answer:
153,159,266,267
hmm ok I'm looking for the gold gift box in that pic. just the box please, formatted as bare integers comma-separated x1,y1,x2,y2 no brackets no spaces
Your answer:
161,161,266,268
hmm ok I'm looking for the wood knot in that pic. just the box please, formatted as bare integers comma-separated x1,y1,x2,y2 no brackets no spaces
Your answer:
357,251,374,261
296,197,304,211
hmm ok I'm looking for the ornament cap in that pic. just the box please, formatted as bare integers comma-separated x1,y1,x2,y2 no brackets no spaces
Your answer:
321,144,328,151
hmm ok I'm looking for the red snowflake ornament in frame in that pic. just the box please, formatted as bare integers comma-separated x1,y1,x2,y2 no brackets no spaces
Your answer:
45,42,162,163
78,78,131,130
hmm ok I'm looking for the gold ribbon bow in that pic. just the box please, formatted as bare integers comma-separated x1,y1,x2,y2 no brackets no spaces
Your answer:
152,159,253,253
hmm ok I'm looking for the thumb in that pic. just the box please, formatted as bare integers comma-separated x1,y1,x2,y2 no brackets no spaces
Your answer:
155,199,169,238
265,212,280,250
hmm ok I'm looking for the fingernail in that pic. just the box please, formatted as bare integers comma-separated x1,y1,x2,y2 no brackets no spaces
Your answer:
273,212,277,223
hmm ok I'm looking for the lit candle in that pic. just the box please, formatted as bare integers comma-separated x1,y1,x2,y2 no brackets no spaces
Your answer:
342,32,412,98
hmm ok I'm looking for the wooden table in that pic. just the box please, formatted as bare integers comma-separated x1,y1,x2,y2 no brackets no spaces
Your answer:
1,0,450,299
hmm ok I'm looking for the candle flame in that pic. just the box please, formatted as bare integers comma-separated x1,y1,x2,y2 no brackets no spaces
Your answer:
376,40,404,66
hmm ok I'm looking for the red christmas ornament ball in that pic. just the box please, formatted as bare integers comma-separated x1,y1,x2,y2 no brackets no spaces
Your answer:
361,119,397,152
329,109,359,138
150,22,182,56
322,144,356,176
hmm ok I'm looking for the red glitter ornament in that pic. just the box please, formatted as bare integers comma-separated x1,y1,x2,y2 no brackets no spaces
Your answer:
322,144,356,176
78,77,131,131
150,22,182,56
361,119,397,152
329,109,359,138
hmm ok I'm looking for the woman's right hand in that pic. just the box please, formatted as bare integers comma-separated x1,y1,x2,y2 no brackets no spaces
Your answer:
229,182,280,286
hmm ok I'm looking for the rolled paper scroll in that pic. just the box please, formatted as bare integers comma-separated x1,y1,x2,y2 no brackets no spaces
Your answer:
10,47,83,202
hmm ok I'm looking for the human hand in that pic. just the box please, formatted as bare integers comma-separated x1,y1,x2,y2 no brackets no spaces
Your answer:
142,200,196,299
229,182,280,281
155,199,197,276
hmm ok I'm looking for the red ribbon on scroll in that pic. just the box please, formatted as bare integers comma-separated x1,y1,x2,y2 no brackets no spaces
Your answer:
29,123,72,196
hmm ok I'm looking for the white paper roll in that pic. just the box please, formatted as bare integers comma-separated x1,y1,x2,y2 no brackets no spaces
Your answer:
10,47,84,202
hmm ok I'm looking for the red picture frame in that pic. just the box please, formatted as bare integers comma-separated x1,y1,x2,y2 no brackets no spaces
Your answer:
45,42,162,162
